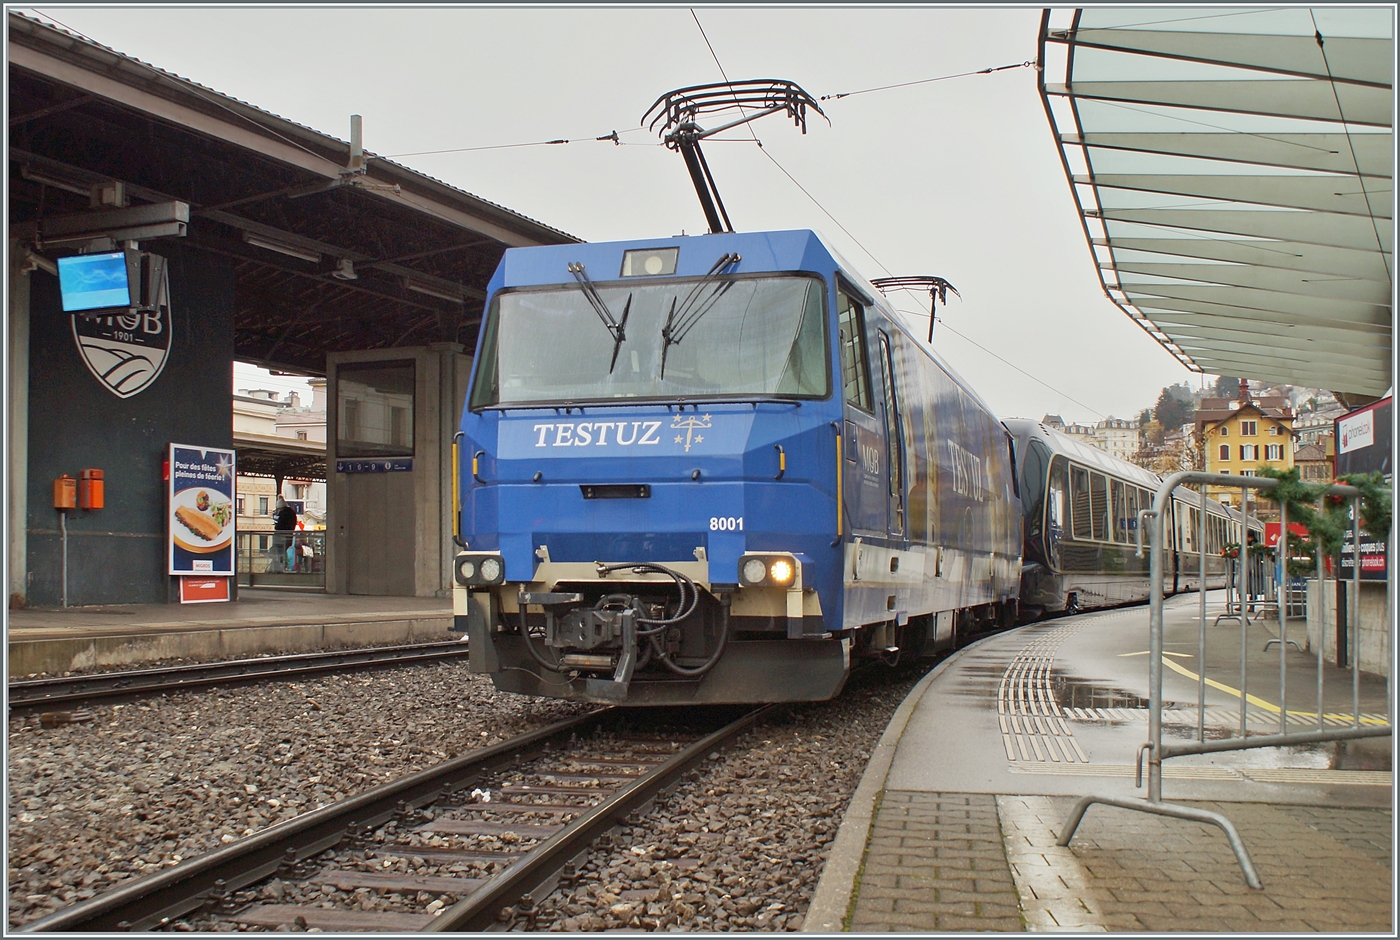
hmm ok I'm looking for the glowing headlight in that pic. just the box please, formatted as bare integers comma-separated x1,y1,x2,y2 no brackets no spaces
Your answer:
768,559,794,585
479,556,503,583
742,558,768,584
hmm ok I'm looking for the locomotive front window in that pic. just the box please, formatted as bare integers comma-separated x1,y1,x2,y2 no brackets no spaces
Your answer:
471,275,829,407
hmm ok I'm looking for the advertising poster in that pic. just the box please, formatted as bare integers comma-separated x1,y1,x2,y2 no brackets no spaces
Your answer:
1335,397,1391,581
169,443,235,576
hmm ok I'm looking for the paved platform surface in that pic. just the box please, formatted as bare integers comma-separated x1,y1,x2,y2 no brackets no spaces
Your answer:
807,594,1394,932
7,589,452,675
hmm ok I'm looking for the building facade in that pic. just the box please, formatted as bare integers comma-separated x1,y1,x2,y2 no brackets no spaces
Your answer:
1199,399,1295,519
1294,442,1333,483
1040,414,1143,461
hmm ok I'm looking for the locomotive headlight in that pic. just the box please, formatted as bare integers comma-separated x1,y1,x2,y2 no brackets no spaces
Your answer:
738,553,800,588
455,553,505,586
478,556,503,583
620,247,678,277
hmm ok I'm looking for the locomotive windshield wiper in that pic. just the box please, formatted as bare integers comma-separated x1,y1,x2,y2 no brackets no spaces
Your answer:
659,252,740,378
568,261,632,373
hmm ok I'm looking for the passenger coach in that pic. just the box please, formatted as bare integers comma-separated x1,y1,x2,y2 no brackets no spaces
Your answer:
1005,417,1249,617
453,230,1021,705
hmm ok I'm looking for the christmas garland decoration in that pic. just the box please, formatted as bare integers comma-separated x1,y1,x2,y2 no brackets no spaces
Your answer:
1255,467,1391,572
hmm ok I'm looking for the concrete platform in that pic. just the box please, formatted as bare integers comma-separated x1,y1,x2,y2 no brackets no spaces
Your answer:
807,593,1393,932
6,589,453,676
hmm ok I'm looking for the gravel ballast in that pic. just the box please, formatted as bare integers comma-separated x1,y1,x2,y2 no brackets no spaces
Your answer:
7,659,931,931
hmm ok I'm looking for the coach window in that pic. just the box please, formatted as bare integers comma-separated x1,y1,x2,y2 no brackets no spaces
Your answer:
1090,472,1108,541
1110,479,1127,543
1126,486,1139,540
1070,465,1091,539
837,288,873,411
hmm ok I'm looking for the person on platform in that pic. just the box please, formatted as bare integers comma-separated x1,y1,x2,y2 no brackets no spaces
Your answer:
270,496,296,573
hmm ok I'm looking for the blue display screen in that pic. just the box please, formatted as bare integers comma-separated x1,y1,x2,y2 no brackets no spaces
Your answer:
57,251,131,312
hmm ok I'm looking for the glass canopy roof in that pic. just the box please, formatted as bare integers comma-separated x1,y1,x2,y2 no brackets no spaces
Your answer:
1038,7,1393,396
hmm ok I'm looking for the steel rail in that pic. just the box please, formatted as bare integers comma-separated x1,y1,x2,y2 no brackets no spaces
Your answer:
428,704,772,931
17,709,608,932
20,705,768,932
8,640,471,711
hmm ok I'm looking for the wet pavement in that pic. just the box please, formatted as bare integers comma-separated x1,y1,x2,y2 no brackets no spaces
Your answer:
806,592,1393,932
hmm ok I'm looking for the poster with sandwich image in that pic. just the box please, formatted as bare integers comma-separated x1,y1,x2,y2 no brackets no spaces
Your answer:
168,443,235,576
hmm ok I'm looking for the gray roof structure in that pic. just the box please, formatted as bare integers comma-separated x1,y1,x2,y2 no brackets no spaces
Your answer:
1039,8,1392,397
9,12,579,373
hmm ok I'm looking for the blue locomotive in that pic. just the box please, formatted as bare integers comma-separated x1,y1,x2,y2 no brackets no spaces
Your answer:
453,230,1022,704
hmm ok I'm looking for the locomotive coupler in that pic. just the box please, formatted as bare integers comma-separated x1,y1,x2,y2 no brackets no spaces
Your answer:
552,596,635,652
522,591,640,700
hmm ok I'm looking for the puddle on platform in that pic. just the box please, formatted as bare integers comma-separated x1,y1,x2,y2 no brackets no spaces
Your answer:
1163,726,1393,772
1051,675,1155,711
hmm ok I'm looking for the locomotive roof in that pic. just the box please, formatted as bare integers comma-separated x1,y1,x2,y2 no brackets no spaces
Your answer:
490,228,1002,421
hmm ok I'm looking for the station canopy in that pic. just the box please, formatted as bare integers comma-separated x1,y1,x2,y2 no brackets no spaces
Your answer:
1039,8,1393,397
8,12,577,375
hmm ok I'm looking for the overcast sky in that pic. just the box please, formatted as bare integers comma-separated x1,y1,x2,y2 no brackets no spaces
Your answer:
28,4,1216,424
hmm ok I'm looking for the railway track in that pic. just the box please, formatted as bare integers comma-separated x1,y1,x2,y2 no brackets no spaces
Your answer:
7,640,472,713
18,705,768,932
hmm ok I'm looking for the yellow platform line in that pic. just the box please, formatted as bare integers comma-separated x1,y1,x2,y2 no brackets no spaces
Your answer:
1162,658,1390,726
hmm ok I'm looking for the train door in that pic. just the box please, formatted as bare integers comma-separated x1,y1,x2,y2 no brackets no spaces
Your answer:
877,331,907,543
836,285,885,537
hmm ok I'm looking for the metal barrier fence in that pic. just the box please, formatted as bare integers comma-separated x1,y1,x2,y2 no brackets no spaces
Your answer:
236,530,326,589
1057,472,1392,889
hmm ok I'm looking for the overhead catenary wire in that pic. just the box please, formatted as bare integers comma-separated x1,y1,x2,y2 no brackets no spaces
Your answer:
377,25,1038,164
1309,10,1391,285
689,9,1107,422
820,60,1035,101
383,129,650,159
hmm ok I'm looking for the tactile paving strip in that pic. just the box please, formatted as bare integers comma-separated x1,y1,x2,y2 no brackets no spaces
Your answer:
997,623,1091,765
1006,762,1392,787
